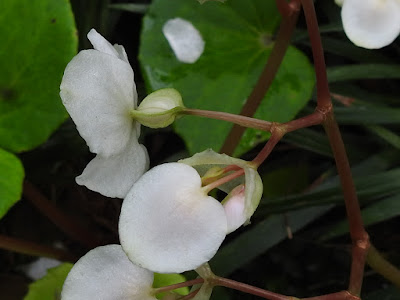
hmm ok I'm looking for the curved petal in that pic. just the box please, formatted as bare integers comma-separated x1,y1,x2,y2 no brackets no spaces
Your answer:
87,29,120,58
61,245,155,300
342,0,400,49
60,49,135,157
119,163,227,273
87,29,138,106
76,133,149,198
162,18,205,63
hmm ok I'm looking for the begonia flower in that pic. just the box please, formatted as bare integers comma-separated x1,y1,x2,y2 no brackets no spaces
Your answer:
119,150,263,274
180,149,263,233
60,29,149,198
119,162,228,274
61,244,156,300
340,0,400,49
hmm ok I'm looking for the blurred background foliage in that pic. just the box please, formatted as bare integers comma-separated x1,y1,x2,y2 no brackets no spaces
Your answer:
0,0,399,299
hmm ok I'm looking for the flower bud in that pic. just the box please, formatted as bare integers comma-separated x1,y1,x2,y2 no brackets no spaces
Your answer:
132,88,184,128
221,184,246,233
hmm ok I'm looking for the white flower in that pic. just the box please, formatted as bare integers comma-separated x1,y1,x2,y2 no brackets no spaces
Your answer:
341,0,400,49
179,149,263,231
119,162,228,274
119,150,263,274
60,29,149,198
61,245,156,300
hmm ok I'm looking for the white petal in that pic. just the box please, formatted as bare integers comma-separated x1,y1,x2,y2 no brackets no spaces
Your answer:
60,49,135,156
113,44,130,63
61,245,155,300
163,18,205,63
342,0,400,49
119,163,227,273
87,29,120,58
76,133,149,198
23,257,62,280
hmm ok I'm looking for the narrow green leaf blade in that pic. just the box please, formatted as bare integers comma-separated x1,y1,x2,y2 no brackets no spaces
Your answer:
321,194,400,240
210,205,332,276
328,64,400,82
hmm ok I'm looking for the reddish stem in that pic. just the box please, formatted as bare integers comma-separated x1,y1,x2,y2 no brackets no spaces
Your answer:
203,169,245,193
220,2,301,155
252,125,285,167
276,0,301,17
213,277,295,300
182,108,272,131
284,111,324,133
178,289,200,300
302,291,359,300
323,112,369,296
0,234,76,261
154,278,204,294
23,181,101,249
301,0,369,295
300,0,331,110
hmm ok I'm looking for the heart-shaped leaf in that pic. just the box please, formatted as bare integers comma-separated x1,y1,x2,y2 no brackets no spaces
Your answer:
139,0,314,155
0,0,77,152
0,148,24,219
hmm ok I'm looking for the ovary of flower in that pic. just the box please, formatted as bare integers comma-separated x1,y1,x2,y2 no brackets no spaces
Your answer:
119,163,228,274
60,29,148,198
341,0,400,49
61,245,156,300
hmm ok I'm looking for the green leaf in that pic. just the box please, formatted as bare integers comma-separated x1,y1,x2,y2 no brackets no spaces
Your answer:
0,0,77,152
24,263,73,300
0,148,24,219
153,273,189,299
262,165,309,199
210,205,332,276
366,125,400,149
258,168,400,215
139,0,315,156
335,106,400,125
109,3,149,14
283,128,333,157
327,64,400,82
364,286,400,300
321,194,400,241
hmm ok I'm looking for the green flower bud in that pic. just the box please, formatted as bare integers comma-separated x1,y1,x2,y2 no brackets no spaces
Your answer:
132,88,184,128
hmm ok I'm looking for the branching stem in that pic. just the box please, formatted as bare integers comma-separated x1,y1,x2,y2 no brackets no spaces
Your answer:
220,0,301,155
212,276,297,300
301,0,369,296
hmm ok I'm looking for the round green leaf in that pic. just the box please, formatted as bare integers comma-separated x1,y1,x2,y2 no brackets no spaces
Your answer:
139,0,314,156
24,263,73,300
0,148,24,219
0,0,77,152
